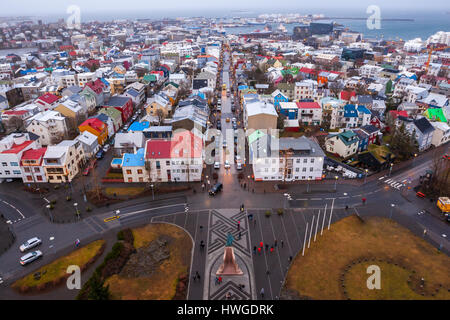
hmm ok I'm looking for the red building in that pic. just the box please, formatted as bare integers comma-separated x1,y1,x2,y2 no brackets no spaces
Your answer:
103,96,133,123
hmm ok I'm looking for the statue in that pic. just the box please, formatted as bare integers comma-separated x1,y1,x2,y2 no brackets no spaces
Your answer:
226,232,234,247
216,247,243,276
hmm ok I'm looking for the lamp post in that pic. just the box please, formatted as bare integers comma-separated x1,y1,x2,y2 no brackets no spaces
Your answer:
150,184,154,200
334,176,338,192
413,153,417,166
49,236,55,255
389,163,393,177
115,209,120,219
74,202,80,220
364,169,368,184
307,178,310,193
389,203,395,219
46,204,53,223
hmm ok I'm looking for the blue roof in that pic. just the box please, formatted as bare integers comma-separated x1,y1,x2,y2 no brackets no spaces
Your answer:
126,88,140,97
122,148,145,167
344,104,358,118
128,121,150,132
238,85,249,91
357,105,371,115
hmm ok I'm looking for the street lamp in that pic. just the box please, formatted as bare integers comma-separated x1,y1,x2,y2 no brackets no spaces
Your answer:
115,209,120,219
49,236,55,255
364,169,368,184
334,176,338,192
389,163,393,177
413,153,417,166
46,204,53,223
389,203,395,219
307,178,311,193
150,184,154,200
74,202,80,220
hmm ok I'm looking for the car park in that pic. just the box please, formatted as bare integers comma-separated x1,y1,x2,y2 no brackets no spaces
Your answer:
19,237,42,252
209,183,223,196
20,250,43,266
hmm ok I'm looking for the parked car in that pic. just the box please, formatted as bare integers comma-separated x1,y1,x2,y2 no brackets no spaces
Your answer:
19,237,42,252
82,167,91,176
96,150,105,159
226,117,230,123
209,183,223,196
224,160,230,169
214,161,220,169
103,144,110,152
20,250,42,266
222,140,227,148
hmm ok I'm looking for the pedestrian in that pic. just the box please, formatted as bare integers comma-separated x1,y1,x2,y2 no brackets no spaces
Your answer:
270,246,274,253
253,246,257,255
193,273,197,282
200,240,205,250
237,221,240,231
266,270,270,275
288,256,293,263
281,240,284,248
226,291,232,300
260,288,265,299
75,239,80,248
199,225,203,232
259,241,263,248
265,244,269,251
215,276,219,285
196,271,201,282
238,231,241,240
218,276,222,284
345,205,349,210
274,239,277,247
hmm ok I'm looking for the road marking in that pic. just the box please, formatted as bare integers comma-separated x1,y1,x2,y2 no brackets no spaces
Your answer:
310,198,322,201
104,216,119,223
117,203,186,219
257,210,274,299
0,200,25,219
296,198,308,201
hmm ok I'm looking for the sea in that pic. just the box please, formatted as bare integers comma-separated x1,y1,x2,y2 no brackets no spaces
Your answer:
38,7,450,41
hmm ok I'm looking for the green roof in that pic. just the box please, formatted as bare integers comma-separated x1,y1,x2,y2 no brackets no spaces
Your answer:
248,130,266,144
143,74,157,83
424,108,447,122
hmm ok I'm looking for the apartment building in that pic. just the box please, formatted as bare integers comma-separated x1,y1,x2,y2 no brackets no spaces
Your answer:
26,110,69,146
43,140,85,183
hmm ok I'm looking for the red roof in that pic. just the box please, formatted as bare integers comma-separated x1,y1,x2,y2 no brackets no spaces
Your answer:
37,93,59,105
145,140,171,159
3,110,28,116
2,140,33,154
340,91,356,101
296,102,321,109
79,118,106,134
21,147,47,163
389,110,409,119
85,79,105,94
299,67,317,75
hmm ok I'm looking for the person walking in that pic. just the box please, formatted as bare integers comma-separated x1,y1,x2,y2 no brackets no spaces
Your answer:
281,240,284,248
288,256,293,263
237,221,240,231
200,240,205,250
265,244,269,251
195,271,201,282
274,239,277,248
270,246,274,253
257,247,261,254
260,288,265,299
253,246,257,255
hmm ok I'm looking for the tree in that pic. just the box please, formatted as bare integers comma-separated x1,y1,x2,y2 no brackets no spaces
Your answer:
156,108,165,126
328,82,342,98
389,122,418,161
87,276,110,300
385,80,393,96
277,113,286,131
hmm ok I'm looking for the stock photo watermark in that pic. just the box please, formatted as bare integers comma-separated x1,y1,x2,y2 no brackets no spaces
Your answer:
67,5,81,30
366,5,381,30
366,265,381,290
66,265,81,290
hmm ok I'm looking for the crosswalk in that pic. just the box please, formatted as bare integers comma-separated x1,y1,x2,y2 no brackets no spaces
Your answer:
378,176,409,190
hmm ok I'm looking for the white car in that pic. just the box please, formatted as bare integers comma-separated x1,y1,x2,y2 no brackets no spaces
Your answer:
224,160,231,169
103,145,110,152
214,161,220,169
222,140,227,148
20,250,43,266
19,237,42,252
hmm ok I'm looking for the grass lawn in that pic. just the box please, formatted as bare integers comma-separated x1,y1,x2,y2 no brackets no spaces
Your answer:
368,144,393,163
284,216,450,300
12,240,105,291
382,134,392,144
105,224,192,300
105,187,145,197
105,172,124,179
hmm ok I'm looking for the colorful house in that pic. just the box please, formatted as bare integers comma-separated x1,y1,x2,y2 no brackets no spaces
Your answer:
78,118,108,145
103,96,133,123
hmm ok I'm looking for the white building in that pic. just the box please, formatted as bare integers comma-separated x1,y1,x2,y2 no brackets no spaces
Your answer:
26,110,69,146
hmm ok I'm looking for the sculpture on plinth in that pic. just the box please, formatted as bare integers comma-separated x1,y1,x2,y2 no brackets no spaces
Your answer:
216,232,243,276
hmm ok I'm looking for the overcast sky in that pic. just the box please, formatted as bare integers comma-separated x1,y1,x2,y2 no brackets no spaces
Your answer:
2,0,449,16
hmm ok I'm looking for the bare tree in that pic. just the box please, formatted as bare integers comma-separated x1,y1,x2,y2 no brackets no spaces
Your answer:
156,108,165,126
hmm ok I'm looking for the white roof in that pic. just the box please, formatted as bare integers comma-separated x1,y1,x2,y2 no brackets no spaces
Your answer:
76,131,98,145
246,100,277,117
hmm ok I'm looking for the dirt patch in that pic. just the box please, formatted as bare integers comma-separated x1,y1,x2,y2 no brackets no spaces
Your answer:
120,236,171,278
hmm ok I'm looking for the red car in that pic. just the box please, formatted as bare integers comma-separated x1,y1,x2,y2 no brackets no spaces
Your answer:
82,167,91,176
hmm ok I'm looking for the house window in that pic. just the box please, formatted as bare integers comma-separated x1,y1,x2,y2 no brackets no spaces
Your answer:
24,167,31,173
34,167,40,173
137,169,143,174
37,176,43,181
166,161,170,166
2,162,6,166
128,178,133,182
138,177,143,182
10,162,18,166
27,176,33,181
126,170,132,174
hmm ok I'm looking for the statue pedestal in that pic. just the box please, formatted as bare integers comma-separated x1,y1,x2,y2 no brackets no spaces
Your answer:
216,246,243,276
